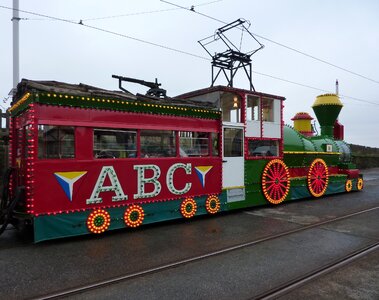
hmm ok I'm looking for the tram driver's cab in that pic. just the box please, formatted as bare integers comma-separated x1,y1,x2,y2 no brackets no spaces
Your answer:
178,86,285,197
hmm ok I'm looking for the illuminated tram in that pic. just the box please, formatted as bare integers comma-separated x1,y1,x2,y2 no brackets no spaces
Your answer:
1,77,363,242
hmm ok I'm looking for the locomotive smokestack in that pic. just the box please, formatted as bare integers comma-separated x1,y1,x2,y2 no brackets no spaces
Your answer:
336,79,339,95
312,94,343,137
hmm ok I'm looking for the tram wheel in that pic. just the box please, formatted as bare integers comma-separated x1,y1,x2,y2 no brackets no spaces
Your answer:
356,178,364,191
307,158,329,197
345,179,353,192
262,159,290,204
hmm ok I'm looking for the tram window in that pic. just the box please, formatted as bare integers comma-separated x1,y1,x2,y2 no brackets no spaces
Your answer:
248,139,279,157
223,128,243,157
140,130,176,157
179,131,209,157
247,96,260,121
38,125,75,159
94,129,136,159
211,132,219,156
262,98,274,122
221,93,241,123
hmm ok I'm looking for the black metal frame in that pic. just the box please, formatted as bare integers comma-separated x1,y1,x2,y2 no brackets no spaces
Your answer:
198,19,264,91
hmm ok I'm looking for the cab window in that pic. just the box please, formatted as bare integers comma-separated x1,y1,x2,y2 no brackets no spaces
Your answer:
262,98,274,122
247,95,260,121
248,139,279,157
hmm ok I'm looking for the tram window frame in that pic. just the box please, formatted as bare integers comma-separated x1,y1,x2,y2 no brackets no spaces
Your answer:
262,98,274,122
221,93,242,123
179,131,210,157
223,128,243,157
93,128,137,159
246,95,260,122
247,139,280,159
211,132,220,156
38,125,75,159
140,129,176,158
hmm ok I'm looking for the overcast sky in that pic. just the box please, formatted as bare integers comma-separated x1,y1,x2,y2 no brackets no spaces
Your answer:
1,0,379,147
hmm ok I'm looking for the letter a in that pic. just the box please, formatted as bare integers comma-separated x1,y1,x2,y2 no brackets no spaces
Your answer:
87,166,128,204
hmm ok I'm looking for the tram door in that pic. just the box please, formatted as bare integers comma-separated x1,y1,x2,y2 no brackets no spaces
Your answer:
222,126,244,188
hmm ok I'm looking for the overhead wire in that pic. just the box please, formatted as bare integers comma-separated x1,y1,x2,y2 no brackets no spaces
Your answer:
0,4,378,106
18,8,180,22
81,8,180,22
160,0,379,85
70,1,223,22
0,5,208,61
254,71,379,106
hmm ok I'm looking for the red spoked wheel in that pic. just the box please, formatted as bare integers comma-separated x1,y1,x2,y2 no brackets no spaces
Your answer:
262,159,290,204
307,158,329,197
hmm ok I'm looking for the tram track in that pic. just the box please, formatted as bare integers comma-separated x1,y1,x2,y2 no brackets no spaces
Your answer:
256,242,379,299
32,205,379,300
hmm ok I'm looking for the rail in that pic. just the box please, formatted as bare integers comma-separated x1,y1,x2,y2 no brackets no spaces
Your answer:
258,242,379,299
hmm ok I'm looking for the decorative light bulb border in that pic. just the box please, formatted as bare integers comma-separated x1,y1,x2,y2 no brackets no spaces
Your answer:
180,198,197,218
205,195,221,214
261,159,290,204
124,204,145,228
307,158,329,197
9,92,221,120
345,179,353,192
87,209,111,234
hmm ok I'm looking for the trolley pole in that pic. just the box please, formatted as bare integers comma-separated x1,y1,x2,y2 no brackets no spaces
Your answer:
12,0,20,94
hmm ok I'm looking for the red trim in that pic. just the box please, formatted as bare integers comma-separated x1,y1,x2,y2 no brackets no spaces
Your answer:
339,169,359,179
175,131,180,157
291,112,313,120
178,85,286,101
34,104,219,132
280,101,284,156
136,130,141,158
289,166,339,178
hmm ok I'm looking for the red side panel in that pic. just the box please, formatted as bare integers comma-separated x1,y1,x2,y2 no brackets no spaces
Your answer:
32,157,222,215
339,169,360,179
34,105,219,132
334,121,344,140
